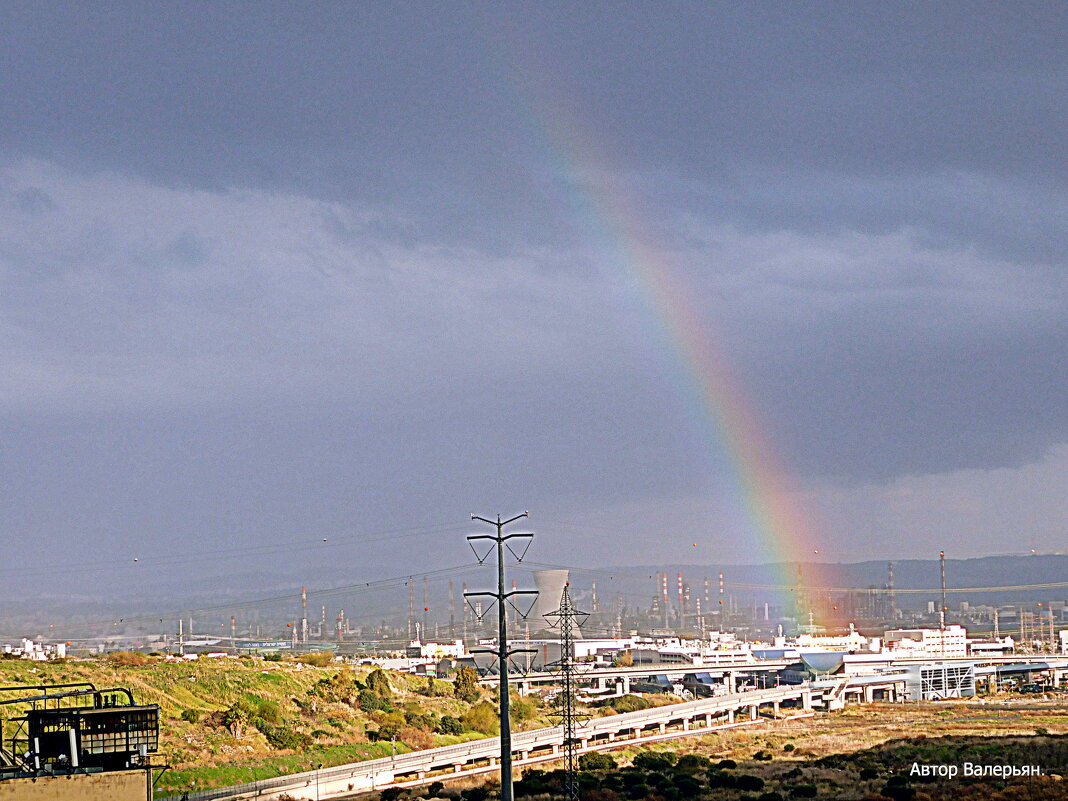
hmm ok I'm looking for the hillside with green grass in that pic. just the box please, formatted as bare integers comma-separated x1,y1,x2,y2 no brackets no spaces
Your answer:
0,655,531,797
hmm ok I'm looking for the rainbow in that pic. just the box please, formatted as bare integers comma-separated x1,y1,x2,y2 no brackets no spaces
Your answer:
503,58,822,595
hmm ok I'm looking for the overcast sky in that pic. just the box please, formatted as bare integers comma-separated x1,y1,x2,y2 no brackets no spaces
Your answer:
2,4,1067,600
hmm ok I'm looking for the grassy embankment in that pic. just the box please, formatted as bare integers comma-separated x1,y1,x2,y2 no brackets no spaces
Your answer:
0,654,678,798
0,655,492,797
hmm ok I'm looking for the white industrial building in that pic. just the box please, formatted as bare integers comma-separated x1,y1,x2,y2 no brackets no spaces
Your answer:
884,625,968,658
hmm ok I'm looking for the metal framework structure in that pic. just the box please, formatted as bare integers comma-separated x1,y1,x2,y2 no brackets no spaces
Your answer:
544,583,589,801
464,512,537,801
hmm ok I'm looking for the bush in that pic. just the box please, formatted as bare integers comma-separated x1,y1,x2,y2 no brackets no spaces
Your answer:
295,652,334,666
783,743,795,752
460,789,490,801
675,753,710,772
436,715,464,735
736,775,765,792
107,650,153,666
367,669,393,698
264,652,283,662
425,781,445,798
717,759,737,770
707,771,736,789
789,785,817,799
359,688,392,712
579,752,617,770
758,793,785,801
859,766,878,780
603,694,651,713
753,750,773,761
180,708,201,724
673,775,703,796
632,750,676,771
461,701,500,735
260,723,312,750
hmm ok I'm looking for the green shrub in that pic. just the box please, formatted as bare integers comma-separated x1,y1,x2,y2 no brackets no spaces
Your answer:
578,751,617,770
675,753,710,772
783,743,796,752
294,652,334,666
604,694,651,713
436,715,464,735
367,669,393,698
707,771,736,789
632,750,676,771
717,759,737,769
736,774,765,791
753,749,773,761
179,708,200,724
460,701,499,735
790,785,818,799
260,723,311,750
359,688,391,711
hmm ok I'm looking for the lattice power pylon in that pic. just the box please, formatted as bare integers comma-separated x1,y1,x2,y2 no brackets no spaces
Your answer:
545,583,589,801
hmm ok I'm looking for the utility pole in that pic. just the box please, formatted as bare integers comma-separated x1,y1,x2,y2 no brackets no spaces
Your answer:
465,512,536,801
545,583,589,801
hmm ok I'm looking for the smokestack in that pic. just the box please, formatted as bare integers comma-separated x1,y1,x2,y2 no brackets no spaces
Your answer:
301,586,308,644
939,551,947,629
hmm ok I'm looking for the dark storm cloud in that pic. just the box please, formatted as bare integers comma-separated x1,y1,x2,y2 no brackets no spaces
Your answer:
1,3,1067,595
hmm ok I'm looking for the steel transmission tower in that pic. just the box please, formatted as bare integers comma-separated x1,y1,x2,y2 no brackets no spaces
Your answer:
545,583,590,801
464,513,537,801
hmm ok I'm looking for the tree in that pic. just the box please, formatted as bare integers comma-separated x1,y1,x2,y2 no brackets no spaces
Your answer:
366,668,393,698
453,666,481,703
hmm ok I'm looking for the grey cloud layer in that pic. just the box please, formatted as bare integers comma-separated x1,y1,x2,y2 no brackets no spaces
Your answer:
1,5,1066,589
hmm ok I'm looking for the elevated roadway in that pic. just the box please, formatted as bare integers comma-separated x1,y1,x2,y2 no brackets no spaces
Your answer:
183,685,814,801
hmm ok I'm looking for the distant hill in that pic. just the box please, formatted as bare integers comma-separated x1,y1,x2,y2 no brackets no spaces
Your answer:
597,554,1068,611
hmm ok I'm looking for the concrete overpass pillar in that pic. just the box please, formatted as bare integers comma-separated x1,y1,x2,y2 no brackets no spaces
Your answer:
705,714,713,727
607,732,615,742
658,722,666,733
632,728,641,740
864,686,874,703
621,676,630,694
802,690,812,711
682,719,690,731
454,764,463,773
728,710,735,724
749,705,758,720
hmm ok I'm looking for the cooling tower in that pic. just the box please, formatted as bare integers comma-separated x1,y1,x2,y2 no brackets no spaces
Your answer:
530,569,570,633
